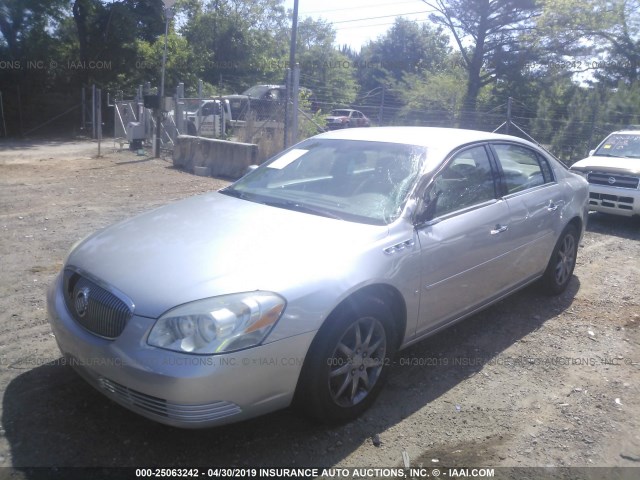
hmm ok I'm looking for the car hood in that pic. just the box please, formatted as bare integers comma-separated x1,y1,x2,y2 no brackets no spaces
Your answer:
66,192,389,318
326,115,347,120
571,156,640,175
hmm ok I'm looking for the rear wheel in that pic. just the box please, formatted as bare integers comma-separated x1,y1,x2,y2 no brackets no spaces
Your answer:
294,298,397,423
540,224,578,295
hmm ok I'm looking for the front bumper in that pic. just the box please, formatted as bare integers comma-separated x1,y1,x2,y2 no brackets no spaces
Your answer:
587,185,640,217
47,274,314,428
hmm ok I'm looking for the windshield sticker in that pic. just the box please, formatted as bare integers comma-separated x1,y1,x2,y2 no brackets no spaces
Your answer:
603,144,612,149
268,149,308,169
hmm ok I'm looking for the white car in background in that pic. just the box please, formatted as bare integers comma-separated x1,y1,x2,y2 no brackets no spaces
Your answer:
571,129,640,217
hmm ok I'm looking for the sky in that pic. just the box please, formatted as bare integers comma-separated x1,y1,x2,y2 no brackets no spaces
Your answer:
282,0,436,51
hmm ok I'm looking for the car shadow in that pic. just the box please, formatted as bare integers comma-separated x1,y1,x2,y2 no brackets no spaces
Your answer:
586,212,640,241
2,279,579,473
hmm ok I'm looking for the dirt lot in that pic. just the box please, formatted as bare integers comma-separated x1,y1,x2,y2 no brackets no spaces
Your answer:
0,139,639,478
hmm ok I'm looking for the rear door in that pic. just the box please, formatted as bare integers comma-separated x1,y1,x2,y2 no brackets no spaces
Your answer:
489,143,565,283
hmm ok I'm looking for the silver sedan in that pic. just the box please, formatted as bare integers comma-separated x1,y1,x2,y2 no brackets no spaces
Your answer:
47,127,589,428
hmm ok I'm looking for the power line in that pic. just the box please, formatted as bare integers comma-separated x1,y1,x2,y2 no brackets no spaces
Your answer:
331,10,435,24
333,17,433,30
299,0,424,15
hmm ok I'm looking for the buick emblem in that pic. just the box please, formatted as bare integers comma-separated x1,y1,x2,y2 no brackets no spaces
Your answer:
75,287,90,317
608,177,616,185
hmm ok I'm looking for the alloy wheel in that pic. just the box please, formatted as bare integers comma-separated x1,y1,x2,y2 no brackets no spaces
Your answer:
327,316,387,407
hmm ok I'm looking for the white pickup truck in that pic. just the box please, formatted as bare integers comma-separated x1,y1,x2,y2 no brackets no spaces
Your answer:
184,99,232,138
570,128,640,217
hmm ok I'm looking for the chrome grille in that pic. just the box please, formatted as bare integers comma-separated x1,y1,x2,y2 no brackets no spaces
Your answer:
63,269,133,339
587,172,639,189
589,192,634,210
98,377,242,423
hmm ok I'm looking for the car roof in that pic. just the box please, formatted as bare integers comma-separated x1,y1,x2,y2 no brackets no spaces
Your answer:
609,129,640,135
315,126,540,152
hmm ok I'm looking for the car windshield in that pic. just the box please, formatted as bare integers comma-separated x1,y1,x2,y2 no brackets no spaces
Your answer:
331,110,351,116
594,134,640,158
221,139,427,225
242,85,270,97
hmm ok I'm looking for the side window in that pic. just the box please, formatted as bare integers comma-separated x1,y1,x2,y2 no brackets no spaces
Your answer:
538,153,555,183
201,103,214,116
492,144,550,194
431,145,496,217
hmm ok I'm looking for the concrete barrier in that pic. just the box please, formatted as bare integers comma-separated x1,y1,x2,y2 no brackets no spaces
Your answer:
173,135,259,179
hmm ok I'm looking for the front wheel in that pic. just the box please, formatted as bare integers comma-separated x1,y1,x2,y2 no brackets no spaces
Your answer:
540,224,578,295
294,298,397,423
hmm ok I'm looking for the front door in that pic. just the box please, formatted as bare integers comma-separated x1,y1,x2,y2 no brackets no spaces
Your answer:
415,145,513,335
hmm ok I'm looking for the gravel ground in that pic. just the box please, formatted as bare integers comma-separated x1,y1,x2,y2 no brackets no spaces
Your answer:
0,140,638,479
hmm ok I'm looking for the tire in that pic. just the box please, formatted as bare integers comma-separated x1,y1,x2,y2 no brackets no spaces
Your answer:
294,297,398,424
540,224,578,295
187,121,197,136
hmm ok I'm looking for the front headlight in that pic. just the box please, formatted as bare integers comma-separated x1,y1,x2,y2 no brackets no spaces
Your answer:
148,292,286,354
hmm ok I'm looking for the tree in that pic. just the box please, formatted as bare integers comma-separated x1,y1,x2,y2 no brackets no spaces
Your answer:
397,63,468,126
295,17,358,108
529,79,640,163
538,0,640,85
422,0,540,127
69,0,165,86
0,0,68,59
530,77,578,146
180,0,289,92
356,18,450,94
0,0,70,135
349,18,451,124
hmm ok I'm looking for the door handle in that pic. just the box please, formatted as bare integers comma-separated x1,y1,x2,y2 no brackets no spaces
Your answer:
547,202,559,212
490,224,508,235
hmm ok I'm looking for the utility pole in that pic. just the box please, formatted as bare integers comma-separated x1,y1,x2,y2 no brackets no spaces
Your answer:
81,87,85,133
92,84,96,139
284,0,299,149
96,88,102,157
292,65,300,143
156,0,176,157
176,82,185,134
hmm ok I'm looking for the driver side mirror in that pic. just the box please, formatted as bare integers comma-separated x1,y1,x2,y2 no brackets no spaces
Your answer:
415,189,441,226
